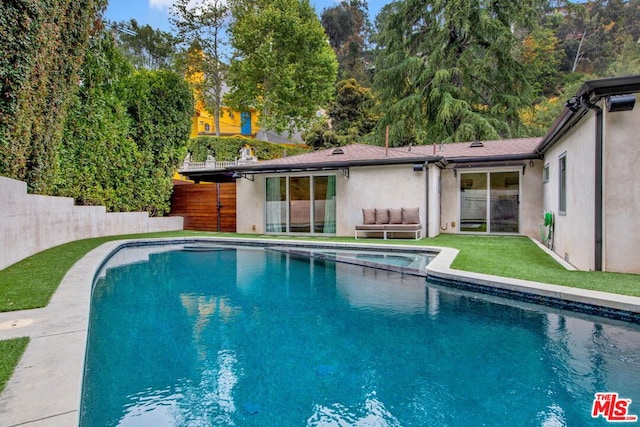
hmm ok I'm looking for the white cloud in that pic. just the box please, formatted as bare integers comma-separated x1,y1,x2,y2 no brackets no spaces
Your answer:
149,0,227,11
149,0,173,10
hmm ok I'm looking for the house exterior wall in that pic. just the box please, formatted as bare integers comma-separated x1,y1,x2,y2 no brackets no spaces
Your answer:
440,169,458,233
542,112,596,270
236,175,266,234
427,165,441,237
339,165,427,236
191,101,260,138
603,106,640,273
235,161,543,239
438,162,542,238
235,164,428,237
521,160,545,238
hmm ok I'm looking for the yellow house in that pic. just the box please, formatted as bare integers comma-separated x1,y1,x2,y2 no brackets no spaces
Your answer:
191,99,260,139
185,47,261,139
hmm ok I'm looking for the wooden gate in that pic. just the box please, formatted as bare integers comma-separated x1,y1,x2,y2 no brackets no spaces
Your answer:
169,181,237,232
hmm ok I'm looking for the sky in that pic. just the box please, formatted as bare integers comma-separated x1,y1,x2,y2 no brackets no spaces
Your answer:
104,0,389,33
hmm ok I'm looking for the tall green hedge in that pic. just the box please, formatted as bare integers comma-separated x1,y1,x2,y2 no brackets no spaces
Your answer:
0,0,108,193
188,136,310,162
55,32,194,216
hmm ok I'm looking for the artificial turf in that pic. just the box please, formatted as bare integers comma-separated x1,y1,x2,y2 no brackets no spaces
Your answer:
0,232,639,397
0,337,29,394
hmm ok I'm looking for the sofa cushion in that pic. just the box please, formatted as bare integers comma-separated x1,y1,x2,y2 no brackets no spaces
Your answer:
389,208,402,224
375,208,390,224
402,207,420,224
362,208,376,224
355,224,385,230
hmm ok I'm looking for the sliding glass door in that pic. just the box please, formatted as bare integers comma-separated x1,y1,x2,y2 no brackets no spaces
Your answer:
265,177,286,232
460,171,519,233
265,175,336,235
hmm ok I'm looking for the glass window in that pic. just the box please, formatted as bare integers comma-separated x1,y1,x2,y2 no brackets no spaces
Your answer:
460,171,520,233
265,177,286,232
289,177,311,233
543,164,550,183
313,176,336,233
490,171,519,233
460,173,488,232
559,154,567,214
266,175,336,235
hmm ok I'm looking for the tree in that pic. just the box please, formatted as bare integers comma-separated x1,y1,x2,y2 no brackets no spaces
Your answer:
56,31,194,215
0,0,108,193
303,78,378,148
171,0,229,137
371,0,545,145
329,78,376,133
321,1,372,84
522,27,563,95
604,33,640,77
55,32,143,212
110,19,178,70
226,0,338,135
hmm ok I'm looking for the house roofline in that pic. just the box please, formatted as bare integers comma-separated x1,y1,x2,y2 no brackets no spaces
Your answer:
536,75,640,154
226,156,446,174
446,153,541,164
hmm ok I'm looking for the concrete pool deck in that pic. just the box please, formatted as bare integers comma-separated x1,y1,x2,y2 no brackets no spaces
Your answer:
1,237,639,426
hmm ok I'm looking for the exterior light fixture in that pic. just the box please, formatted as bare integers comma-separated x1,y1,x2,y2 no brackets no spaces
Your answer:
606,94,636,112
565,96,581,112
232,172,254,181
413,163,424,172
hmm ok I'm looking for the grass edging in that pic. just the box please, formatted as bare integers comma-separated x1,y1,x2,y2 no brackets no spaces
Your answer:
2,232,638,314
1,232,639,396
0,337,29,394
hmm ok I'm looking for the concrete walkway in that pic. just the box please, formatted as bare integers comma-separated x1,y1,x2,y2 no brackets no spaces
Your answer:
1,237,639,426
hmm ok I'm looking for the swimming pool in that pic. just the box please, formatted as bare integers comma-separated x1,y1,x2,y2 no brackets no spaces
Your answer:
81,243,640,426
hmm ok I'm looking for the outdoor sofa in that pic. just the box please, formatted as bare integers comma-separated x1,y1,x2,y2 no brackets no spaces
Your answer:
355,207,422,240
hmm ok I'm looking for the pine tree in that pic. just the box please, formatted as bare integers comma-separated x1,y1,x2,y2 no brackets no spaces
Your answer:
372,0,545,145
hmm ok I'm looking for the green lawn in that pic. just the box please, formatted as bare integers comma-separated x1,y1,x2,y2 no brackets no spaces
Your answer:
1,232,638,313
0,231,204,312
0,337,29,394
1,232,638,394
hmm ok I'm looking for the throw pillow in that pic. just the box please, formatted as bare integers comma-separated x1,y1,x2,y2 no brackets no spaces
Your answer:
362,208,376,224
402,207,420,224
389,208,403,224
375,208,390,224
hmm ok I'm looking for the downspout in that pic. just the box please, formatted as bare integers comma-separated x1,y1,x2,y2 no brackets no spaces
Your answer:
425,163,429,238
581,96,603,271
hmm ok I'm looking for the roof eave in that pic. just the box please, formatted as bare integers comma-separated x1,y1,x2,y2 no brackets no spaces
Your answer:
227,155,445,173
536,75,640,154
447,152,541,164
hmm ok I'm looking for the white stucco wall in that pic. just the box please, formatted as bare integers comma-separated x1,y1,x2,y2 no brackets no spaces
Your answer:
236,175,266,234
438,162,542,238
427,165,441,237
235,164,430,237
339,164,427,236
440,169,458,233
542,112,597,270
0,176,183,270
603,106,640,273
521,160,545,238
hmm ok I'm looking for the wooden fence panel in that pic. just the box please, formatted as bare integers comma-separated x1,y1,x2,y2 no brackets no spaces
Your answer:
169,182,237,232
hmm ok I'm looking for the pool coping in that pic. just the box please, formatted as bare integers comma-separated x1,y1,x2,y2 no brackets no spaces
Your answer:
0,236,639,426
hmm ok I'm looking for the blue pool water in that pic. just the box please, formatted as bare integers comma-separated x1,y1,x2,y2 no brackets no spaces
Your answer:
81,244,640,426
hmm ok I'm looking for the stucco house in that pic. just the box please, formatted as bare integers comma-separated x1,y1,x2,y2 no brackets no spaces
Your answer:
227,138,543,240
536,75,640,274
180,75,640,274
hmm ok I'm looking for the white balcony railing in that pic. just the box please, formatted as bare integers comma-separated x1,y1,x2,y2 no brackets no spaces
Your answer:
180,159,240,171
